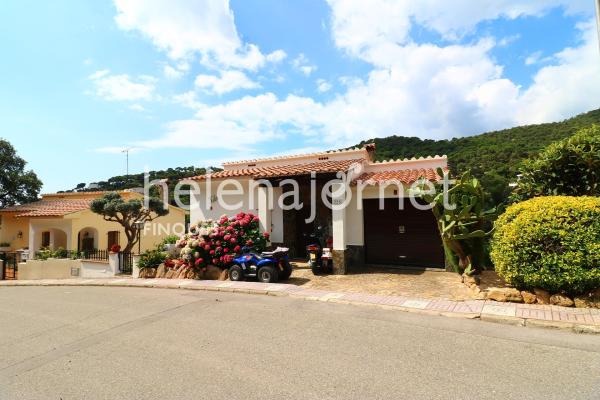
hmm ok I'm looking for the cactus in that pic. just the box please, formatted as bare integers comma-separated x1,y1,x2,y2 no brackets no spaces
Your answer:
414,170,496,275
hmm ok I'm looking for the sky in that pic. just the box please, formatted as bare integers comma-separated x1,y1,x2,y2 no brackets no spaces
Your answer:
1,0,599,193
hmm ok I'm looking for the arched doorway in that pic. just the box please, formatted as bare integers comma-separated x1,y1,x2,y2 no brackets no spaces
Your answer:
77,227,99,252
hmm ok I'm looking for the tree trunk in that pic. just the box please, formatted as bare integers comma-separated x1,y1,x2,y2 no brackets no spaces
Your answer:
123,227,138,254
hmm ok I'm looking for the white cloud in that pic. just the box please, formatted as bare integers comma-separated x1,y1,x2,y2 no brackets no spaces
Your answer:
516,21,600,124
266,49,287,63
291,53,317,76
113,0,285,71
89,70,157,101
129,103,146,112
525,51,543,65
327,0,591,59
164,65,183,79
131,1,599,155
137,92,324,151
194,70,260,94
316,79,332,93
173,91,203,109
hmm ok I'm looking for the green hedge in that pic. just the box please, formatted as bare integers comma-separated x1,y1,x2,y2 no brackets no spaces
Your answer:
490,196,600,295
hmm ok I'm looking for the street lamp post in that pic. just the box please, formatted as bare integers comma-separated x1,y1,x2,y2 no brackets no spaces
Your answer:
134,220,146,255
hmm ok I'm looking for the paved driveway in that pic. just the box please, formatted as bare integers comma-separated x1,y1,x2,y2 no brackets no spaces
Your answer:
0,286,599,400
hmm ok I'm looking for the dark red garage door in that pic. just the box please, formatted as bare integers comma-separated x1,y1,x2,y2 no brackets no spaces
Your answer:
363,198,445,268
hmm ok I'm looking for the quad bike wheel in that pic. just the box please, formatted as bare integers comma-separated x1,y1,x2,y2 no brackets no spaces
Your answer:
229,265,244,281
257,265,279,283
278,260,293,280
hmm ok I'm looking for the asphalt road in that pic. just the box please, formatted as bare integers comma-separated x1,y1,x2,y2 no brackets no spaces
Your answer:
0,287,599,400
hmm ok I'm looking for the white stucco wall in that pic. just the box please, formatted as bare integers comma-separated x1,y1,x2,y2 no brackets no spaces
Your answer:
189,179,284,242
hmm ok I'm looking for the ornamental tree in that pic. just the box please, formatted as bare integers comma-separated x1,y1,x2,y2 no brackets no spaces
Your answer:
0,139,42,208
90,192,169,253
511,125,600,202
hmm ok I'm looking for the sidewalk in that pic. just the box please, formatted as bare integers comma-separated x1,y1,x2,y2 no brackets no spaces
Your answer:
2,278,599,334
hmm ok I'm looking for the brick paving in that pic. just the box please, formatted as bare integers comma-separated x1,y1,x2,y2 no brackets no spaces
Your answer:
1,278,599,334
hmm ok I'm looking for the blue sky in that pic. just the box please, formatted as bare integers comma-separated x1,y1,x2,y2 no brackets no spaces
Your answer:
1,0,599,193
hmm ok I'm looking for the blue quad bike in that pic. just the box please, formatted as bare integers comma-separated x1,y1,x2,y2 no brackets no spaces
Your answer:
228,247,292,283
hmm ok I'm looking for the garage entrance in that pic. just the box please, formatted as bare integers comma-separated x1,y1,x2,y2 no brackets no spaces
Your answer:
363,198,445,268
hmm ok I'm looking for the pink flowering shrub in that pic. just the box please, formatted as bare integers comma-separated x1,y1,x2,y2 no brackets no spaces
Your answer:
176,212,269,270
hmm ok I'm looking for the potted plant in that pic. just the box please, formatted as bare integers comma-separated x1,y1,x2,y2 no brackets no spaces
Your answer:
0,242,10,252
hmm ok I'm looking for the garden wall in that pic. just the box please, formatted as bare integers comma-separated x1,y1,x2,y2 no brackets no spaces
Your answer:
18,254,120,280
18,259,80,280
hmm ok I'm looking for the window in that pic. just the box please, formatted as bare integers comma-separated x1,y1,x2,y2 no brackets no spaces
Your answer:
41,231,50,247
107,231,120,248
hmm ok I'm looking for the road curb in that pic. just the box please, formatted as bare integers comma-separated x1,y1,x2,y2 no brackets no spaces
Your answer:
1,279,599,335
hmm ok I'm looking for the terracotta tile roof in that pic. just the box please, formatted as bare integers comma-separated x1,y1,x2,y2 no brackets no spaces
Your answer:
0,199,94,217
188,158,365,181
355,168,442,185
222,144,375,166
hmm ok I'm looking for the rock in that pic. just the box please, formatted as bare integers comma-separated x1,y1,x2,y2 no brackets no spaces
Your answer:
486,287,523,303
172,265,185,279
584,289,600,308
574,297,590,308
534,288,551,305
218,268,229,281
155,263,166,279
205,265,222,280
177,266,189,279
139,268,156,279
185,269,198,279
550,294,574,307
521,291,537,304
165,269,175,279
462,273,480,286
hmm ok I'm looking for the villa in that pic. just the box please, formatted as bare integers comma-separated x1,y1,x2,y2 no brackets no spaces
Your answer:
0,190,185,257
184,144,448,274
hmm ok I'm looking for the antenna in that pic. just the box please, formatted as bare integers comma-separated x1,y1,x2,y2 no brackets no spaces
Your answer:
122,148,133,176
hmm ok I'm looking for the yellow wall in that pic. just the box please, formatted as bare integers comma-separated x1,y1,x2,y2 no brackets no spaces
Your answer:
1,191,187,253
68,206,186,252
0,213,29,250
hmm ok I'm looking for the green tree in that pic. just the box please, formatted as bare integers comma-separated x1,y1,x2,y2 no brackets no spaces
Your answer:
413,171,496,275
511,125,600,202
355,107,600,207
90,192,169,253
0,139,42,208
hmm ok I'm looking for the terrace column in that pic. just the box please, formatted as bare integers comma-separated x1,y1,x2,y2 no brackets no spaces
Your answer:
331,182,348,274
28,223,37,254
257,185,272,245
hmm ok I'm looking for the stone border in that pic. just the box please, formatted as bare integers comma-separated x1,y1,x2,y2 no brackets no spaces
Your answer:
2,278,599,334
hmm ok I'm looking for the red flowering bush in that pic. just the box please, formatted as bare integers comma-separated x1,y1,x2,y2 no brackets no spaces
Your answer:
176,212,269,270
110,244,121,253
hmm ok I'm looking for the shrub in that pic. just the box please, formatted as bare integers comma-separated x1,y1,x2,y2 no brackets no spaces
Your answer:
110,244,121,253
511,125,600,202
490,196,600,295
138,249,167,270
177,212,269,270
160,235,179,245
